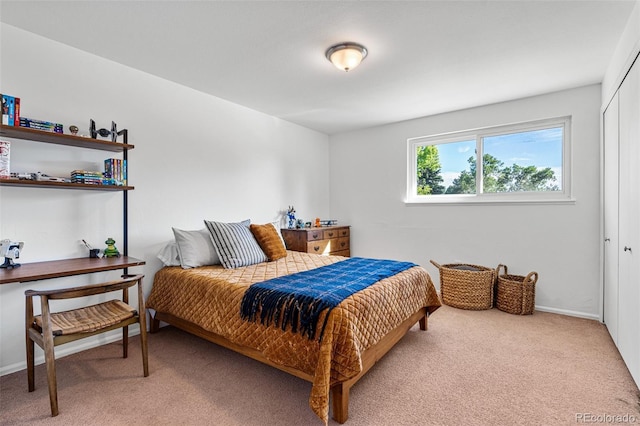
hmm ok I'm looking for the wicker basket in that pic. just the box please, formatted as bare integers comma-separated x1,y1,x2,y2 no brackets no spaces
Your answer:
430,260,496,310
495,264,538,315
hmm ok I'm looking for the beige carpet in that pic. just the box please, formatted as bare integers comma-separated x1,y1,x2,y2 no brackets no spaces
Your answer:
1,305,639,426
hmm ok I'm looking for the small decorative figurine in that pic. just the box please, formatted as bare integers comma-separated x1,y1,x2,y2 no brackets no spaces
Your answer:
296,219,305,229
90,119,128,143
287,206,296,229
315,217,321,227
103,237,120,258
69,125,79,135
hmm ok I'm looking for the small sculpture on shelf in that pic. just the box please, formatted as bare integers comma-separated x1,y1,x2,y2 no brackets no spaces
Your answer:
287,206,296,229
90,119,128,143
69,125,79,135
103,237,120,258
296,219,305,229
0,239,23,268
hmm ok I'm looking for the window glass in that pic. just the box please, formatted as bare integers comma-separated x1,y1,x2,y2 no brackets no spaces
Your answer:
421,140,476,194
482,127,562,193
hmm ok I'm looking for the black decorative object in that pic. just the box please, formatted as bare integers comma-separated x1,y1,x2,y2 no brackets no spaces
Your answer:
90,120,128,143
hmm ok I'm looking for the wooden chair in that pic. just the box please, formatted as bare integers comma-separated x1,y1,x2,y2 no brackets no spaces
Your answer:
25,274,149,416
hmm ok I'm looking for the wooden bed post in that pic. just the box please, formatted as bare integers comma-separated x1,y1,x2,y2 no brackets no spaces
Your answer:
331,382,349,424
419,312,428,331
149,313,160,333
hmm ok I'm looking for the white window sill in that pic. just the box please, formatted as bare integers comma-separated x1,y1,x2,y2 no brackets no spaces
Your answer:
404,194,576,206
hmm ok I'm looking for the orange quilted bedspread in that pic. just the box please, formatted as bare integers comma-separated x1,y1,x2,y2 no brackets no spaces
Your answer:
146,251,441,423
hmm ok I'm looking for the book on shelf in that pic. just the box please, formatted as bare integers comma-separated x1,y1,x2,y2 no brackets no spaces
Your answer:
0,140,10,179
1,94,20,127
13,97,20,126
19,117,63,133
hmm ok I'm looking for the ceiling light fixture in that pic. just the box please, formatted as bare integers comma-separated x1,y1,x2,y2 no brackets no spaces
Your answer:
325,42,368,72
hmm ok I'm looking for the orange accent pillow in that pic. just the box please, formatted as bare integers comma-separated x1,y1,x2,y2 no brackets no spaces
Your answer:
249,223,287,261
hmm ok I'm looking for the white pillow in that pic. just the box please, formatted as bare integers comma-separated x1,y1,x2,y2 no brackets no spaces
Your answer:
172,227,220,269
204,219,267,269
271,221,286,247
157,241,181,267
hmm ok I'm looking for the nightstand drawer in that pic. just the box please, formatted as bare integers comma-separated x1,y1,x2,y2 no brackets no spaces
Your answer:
306,238,350,255
334,237,349,252
307,240,330,255
307,229,324,241
323,229,339,239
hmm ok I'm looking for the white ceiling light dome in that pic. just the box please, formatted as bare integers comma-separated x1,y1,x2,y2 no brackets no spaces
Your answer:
325,42,368,72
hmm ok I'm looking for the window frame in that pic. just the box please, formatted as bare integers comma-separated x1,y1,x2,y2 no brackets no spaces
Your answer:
406,116,573,205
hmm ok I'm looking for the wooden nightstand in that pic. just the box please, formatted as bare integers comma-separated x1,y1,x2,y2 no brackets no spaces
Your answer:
281,226,350,257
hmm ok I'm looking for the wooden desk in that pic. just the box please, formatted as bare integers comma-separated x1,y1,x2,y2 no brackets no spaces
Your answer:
0,256,145,284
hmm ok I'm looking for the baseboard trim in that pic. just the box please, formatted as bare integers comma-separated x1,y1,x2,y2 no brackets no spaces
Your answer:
534,305,600,321
1,327,140,376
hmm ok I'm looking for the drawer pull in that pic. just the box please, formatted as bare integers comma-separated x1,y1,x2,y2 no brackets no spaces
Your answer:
327,232,335,237
340,242,346,247
341,231,347,236
313,246,320,252
312,233,319,238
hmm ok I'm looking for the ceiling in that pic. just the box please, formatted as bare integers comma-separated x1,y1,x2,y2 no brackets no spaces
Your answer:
0,1,636,135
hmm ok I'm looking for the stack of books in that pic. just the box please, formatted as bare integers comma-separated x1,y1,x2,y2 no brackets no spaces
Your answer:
104,158,126,185
19,117,63,133
71,170,104,185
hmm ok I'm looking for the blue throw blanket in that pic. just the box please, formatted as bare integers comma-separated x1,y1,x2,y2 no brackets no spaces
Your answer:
240,257,417,341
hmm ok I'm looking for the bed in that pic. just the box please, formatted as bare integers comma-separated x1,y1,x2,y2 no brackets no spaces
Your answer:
146,249,441,424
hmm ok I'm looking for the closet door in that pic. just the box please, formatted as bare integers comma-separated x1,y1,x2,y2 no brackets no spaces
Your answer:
603,93,619,344
618,59,640,386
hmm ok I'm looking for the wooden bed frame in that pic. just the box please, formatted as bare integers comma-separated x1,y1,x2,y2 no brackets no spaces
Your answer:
149,307,429,423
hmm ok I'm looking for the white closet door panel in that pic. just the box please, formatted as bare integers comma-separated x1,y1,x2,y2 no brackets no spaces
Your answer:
618,59,640,386
603,93,619,344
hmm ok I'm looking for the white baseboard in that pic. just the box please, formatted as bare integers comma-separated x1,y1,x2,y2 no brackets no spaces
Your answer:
534,305,600,321
1,327,140,376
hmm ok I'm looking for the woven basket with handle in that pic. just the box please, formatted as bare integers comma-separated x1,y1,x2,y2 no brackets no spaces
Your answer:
430,260,496,310
495,264,538,315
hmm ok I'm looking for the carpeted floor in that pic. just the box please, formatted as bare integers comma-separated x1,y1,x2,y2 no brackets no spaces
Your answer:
1,305,639,425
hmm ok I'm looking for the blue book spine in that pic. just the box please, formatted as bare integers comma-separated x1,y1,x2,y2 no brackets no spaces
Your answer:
2,95,15,126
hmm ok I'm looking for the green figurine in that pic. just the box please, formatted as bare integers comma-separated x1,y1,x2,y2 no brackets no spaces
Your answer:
103,237,120,258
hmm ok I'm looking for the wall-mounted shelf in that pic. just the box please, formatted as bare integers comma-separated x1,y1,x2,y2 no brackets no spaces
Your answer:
0,124,134,151
0,178,134,191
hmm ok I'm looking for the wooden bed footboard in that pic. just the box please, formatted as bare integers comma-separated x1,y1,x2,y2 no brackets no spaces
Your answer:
149,307,428,423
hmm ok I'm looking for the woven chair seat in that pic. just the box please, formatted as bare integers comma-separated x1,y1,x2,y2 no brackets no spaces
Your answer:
35,300,136,336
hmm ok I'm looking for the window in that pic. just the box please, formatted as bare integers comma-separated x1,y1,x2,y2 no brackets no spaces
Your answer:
406,117,572,204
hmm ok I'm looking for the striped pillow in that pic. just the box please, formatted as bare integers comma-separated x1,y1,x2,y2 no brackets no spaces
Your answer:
204,220,268,269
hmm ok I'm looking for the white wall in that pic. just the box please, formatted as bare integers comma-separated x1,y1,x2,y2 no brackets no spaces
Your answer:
329,85,602,319
0,24,330,374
